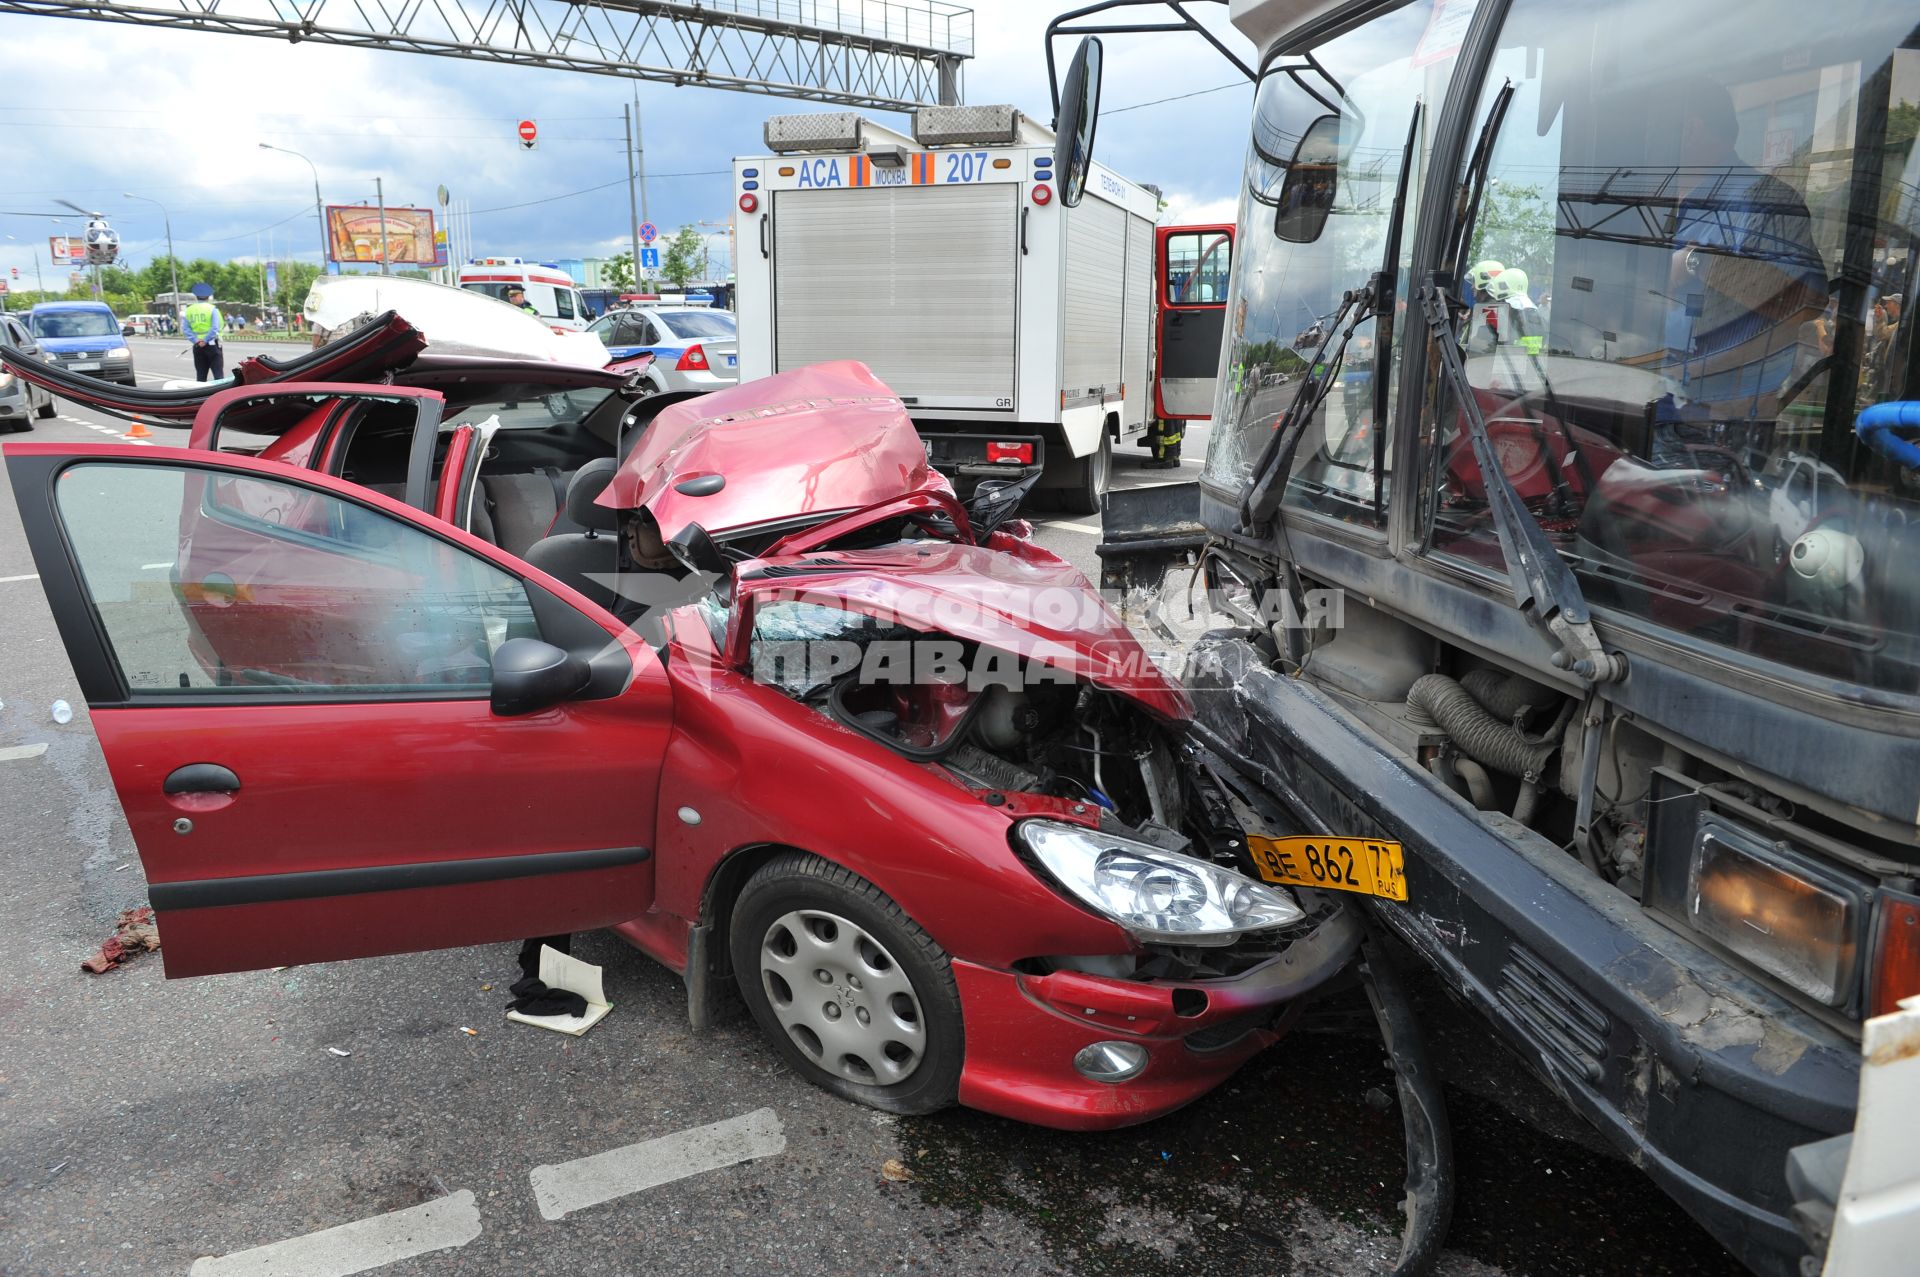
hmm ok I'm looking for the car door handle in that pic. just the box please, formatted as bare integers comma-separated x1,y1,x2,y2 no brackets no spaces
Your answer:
759,214,769,259
164,763,241,795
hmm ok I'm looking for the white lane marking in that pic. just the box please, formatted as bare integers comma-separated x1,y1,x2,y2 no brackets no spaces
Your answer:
188,1189,480,1277
529,1107,785,1221
1042,520,1105,536
0,744,48,762
0,572,38,584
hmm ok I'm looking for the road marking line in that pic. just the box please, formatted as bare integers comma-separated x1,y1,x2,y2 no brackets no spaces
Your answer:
188,1189,480,1277
0,744,48,762
0,572,38,583
529,1107,785,1221
1042,520,1105,536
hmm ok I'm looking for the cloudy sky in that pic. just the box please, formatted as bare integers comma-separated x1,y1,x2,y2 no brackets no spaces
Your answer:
0,0,1254,283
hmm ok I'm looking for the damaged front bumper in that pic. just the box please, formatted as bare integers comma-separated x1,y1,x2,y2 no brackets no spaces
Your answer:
1184,637,1858,1277
952,897,1362,1130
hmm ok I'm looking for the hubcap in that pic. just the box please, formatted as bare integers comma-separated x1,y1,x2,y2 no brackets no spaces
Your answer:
758,909,927,1086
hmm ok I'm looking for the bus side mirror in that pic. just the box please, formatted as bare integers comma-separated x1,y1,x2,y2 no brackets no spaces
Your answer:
1274,114,1345,244
1054,36,1104,209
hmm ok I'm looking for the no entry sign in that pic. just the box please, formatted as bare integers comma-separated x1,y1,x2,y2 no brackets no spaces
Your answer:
517,119,538,151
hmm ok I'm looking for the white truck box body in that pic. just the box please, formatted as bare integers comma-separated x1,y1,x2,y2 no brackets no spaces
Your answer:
734,113,1159,465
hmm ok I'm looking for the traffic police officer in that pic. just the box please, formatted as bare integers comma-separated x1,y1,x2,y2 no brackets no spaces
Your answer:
507,284,538,314
183,283,224,382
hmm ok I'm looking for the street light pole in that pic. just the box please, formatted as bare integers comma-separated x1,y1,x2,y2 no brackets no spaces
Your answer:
375,177,390,276
258,142,329,274
122,191,179,309
624,103,641,290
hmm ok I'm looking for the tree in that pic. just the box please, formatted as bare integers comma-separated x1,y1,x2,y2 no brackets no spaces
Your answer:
1469,181,1557,285
662,226,703,289
604,251,636,291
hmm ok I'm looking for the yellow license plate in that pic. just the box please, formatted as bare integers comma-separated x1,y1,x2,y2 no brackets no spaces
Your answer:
1245,835,1408,902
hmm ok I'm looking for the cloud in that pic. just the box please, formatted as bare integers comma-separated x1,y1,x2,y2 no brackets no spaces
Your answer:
0,0,1257,279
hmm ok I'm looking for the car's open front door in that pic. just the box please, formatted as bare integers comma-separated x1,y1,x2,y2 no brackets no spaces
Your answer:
6,440,667,976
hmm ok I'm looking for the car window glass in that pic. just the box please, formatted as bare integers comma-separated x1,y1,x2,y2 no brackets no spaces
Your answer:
32,310,120,338
1164,233,1233,305
1420,0,1920,693
640,320,662,346
555,289,577,320
1205,0,1481,531
58,462,538,695
657,311,737,339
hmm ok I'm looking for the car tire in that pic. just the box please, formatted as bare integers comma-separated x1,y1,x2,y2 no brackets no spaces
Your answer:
730,852,964,1116
1061,429,1112,516
35,398,55,420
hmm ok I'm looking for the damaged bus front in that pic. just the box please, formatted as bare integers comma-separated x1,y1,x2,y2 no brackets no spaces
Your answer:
1060,0,1920,1272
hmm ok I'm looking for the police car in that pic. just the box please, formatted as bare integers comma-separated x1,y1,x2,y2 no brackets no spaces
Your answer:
586,306,739,399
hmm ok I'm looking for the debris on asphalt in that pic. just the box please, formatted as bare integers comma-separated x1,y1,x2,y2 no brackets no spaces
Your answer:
459,1027,478,1036
79,906,160,974
50,699,72,724
328,1046,352,1057
881,1158,914,1183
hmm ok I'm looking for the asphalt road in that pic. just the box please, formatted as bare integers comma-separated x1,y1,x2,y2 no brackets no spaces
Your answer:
0,337,1748,1276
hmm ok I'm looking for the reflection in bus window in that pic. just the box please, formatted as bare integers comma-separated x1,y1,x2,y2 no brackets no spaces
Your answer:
1422,0,1920,692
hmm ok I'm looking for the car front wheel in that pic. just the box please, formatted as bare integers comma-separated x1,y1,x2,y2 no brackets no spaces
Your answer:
731,852,963,1115
36,398,56,420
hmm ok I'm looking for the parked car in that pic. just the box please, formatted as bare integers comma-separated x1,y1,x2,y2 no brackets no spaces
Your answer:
123,313,164,336
587,306,739,402
0,312,56,428
2,356,1362,1130
27,301,134,385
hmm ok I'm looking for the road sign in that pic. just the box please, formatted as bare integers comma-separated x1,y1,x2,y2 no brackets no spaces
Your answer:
640,247,661,270
0,281,9,295
638,222,658,244
517,119,538,151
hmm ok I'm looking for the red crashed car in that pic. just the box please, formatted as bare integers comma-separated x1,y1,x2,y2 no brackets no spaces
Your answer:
5,359,1360,1128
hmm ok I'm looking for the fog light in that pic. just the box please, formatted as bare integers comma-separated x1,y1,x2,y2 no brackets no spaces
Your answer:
1688,821,1864,1006
1073,1040,1148,1084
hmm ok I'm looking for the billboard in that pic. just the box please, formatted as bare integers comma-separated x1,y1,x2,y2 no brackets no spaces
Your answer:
48,236,86,264
324,206,446,266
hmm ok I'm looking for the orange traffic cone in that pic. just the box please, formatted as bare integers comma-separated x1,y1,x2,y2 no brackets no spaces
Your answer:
126,418,152,440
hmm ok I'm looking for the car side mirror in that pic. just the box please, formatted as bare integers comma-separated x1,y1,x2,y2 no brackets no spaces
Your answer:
1053,36,1104,208
667,521,729,579
968,471,1042,542
490,637,591,717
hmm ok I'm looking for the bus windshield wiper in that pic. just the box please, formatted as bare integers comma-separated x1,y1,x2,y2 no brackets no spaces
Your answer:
1240,102,1424,533
1417,276,1622,684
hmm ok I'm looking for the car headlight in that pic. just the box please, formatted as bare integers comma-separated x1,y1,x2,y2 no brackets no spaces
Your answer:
0,372,13,389
107,347,131,359
1018,819,1303,945
1686,821,1866,1006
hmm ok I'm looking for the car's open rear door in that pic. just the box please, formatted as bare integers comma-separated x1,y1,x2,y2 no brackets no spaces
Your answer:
6,440,667,976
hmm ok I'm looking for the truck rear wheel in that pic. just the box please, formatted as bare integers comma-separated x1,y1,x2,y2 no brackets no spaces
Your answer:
1060,431,1112,516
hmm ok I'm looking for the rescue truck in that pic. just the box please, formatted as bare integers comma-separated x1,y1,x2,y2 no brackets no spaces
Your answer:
733,106,1161,513
456,257,590,332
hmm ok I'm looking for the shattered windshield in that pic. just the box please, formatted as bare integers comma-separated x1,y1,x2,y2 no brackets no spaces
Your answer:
1205,0,1481,529
1424,0,1920,692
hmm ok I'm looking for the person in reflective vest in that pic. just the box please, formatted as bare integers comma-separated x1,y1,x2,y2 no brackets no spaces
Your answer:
183,283,224,382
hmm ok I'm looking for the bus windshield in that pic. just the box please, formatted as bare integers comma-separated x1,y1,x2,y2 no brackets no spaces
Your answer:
1425,0,1920,693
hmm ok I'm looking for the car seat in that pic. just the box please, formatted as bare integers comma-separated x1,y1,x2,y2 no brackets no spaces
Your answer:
522,458,622,611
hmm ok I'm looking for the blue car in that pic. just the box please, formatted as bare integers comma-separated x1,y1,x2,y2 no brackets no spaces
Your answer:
28,302,135,386
586,306,738,401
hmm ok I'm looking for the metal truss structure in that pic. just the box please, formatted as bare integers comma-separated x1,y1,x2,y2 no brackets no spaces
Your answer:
0,0,973,109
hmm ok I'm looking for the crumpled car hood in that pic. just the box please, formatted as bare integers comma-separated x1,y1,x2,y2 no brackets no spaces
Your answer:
741,540,1192,721
598,360,949,539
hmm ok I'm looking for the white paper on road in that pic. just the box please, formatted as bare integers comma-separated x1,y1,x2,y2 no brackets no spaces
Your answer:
188,1188,480,1277
506,944,612,1037
529,1107,786,1220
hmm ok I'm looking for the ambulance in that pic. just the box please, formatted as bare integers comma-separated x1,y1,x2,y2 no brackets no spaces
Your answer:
733,106,1161,513
456,257,590,332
